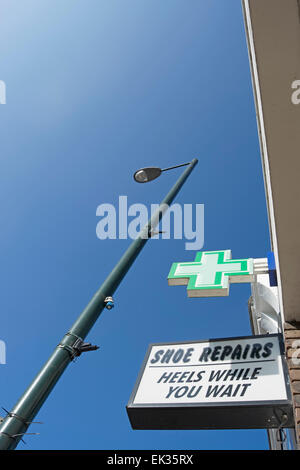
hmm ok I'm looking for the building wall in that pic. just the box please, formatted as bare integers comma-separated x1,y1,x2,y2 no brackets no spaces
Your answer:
284,322,300,448
243,0,300,448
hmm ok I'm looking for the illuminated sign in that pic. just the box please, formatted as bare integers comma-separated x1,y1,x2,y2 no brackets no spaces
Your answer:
168,250,254,297
127,334,293,430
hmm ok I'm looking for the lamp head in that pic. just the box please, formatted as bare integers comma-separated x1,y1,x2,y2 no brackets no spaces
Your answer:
133,167,162,183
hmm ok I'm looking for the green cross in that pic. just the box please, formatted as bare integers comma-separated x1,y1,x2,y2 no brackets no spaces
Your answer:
168,250,254,297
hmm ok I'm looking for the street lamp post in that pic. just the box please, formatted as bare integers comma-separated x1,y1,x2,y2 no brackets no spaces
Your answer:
0,158,198,450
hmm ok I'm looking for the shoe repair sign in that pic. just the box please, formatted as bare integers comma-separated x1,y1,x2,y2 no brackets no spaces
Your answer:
127,334,293,430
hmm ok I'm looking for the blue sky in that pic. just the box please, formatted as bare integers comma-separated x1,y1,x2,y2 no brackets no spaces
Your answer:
0,0,272,450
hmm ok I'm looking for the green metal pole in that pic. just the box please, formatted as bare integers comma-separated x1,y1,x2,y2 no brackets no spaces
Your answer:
0,158,198,450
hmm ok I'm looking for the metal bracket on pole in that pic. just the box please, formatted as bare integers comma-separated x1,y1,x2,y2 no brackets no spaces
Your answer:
0,431,40,446
0,408,42,445
58,333,99,361
1,407,43,426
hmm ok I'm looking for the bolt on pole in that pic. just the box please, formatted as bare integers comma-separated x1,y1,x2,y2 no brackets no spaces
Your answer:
0,158,198,450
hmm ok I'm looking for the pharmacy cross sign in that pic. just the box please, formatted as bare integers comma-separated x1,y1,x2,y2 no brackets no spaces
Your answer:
168,250,254,297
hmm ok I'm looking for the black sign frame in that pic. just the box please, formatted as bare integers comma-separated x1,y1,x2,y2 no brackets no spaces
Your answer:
127,334,294,430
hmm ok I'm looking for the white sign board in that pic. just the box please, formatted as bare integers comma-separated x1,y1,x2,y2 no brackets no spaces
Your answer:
127,334,293,430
